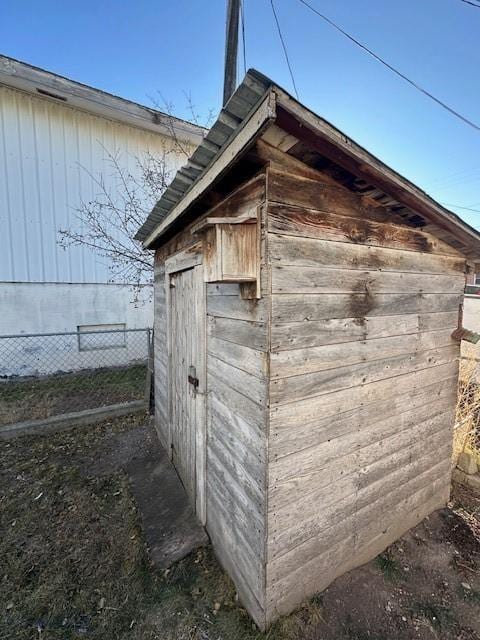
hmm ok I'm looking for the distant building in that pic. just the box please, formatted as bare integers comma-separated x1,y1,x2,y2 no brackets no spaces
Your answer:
0,55,204,340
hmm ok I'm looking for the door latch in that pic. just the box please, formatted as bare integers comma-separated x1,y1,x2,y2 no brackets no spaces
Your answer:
188,365,199,389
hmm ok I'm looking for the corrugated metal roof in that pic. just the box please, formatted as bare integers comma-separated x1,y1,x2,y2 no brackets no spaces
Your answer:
135,69,272,242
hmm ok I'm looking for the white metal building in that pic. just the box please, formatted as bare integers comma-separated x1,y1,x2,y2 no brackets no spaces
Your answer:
0,55,204,344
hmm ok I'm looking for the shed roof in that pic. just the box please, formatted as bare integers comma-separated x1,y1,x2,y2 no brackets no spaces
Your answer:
137,69,480,260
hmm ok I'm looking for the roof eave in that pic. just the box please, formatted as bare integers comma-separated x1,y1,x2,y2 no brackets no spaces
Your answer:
0,54,205,145
274,87,480,259
140,87,277,248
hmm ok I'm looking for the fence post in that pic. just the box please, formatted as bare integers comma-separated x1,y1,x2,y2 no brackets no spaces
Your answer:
144,328,155,413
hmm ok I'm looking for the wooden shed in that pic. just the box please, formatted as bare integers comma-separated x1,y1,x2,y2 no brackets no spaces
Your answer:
135,70,480,629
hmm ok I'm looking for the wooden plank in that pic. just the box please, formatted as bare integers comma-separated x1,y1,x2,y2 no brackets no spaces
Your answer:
207,500,266,627
271,311,459,351
207,480,264,589
208,335,268,379
208,315,268,351
267,168,391,225
271,265,465,295
268,233,466,275
209,394,266,466
266,467,449,619
270,375,456,460
269,436,452,558
270,408,453,509
193,264,207,524
267,200,461,256
207,290,268,322
220,222,257,280
272,292,463,324
164,244,202,274
275,89,480,256
208,354,267,406
271,329,454,379
208,370,266,432
267,456,449,587
270,344,458,405
208,433,264,517
270,360,458,434
191,211,257,234
255,138,341,185
206,282,240,296
268,431,452,563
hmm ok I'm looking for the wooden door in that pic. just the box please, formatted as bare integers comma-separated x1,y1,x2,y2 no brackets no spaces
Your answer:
168,262,206,520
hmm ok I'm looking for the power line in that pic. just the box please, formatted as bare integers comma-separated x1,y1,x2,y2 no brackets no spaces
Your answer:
442,202,480,214
459,0,480,8
296,0,480,132
270,0,300,99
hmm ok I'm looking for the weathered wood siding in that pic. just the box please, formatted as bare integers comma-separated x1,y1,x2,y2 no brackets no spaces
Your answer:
206,281,268,624
204,175,269,625
153,256,168,449
264,166,465,623
153,173,269,628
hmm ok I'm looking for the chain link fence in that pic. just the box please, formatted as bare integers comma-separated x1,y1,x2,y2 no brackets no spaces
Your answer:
0,328,152,427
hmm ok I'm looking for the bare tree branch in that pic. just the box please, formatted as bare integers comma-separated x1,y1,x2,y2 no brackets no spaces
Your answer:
57,99,210,303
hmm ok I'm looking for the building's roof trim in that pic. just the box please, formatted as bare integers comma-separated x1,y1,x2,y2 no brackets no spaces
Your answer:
136,70,273,244
138,69,480,259
0,54,205,145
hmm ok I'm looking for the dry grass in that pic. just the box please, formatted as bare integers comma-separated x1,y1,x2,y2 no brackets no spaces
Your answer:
455,341,480,466
0,417,323,640
1,417,480,640
0,365,146,427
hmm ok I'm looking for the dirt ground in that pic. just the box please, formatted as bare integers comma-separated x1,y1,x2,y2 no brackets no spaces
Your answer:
1,417,480,640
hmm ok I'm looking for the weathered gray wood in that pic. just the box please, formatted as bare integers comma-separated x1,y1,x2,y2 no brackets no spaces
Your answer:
209,394,265,466
208,335,268,379
270,344,458,405
208,315,268,351
270,376,457,459
272,292,463,323
267,456,449,587
271,329,454,379
164,244,202,274
168,264,206,522
266,466,449,618
270,360,458,433
268,233,466,274
269,409,453,513
207,290,268,322
208,354,267,406
271,311,458,351
207,501,266,627
154,258,169,449
268,200,461,256
274,85,478,255
271,265,465,295
208,370,266,431
268,430,452,563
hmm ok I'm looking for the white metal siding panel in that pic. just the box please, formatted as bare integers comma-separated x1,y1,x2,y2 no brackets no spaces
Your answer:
0,86,189,283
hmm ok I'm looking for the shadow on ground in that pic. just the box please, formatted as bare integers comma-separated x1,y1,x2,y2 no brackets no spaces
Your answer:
1,416,479,640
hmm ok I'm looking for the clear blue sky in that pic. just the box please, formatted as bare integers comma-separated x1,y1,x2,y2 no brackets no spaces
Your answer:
1,0,480,228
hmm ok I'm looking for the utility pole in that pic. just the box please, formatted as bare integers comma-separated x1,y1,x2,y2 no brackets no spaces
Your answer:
223,0,240,106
